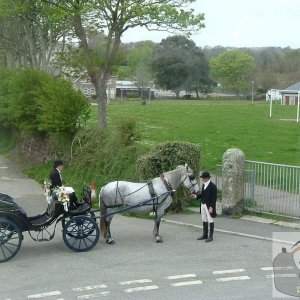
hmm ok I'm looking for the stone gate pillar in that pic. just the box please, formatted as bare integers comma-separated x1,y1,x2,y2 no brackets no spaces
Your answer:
222,148,245,214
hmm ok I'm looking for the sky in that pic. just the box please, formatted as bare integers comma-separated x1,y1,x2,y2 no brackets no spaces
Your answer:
122,0,300,49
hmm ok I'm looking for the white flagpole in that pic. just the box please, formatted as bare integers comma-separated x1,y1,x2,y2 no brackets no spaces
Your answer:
269,94,273,118
297,91,300,123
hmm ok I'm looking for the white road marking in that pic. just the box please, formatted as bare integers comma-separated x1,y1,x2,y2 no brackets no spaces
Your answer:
260,266,294,271
171,280,203,287
125,285,159,293
28,291,62,298
213,269,245,275
266,273,297,279
73,285,108,292
0,166,8,169
77,292,110,299
216,276,250,282
119,279,152,285
165,274,196,280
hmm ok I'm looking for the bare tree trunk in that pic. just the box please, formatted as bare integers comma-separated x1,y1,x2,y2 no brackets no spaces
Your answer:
91,75,108,128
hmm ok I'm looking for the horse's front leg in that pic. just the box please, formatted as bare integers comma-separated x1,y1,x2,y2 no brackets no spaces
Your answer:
153,211,163,243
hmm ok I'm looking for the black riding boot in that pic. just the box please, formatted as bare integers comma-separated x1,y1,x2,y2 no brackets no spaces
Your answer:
197,222,208,240
205,222,214,242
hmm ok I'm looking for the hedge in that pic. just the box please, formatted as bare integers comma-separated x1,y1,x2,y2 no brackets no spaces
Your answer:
136,141,201,211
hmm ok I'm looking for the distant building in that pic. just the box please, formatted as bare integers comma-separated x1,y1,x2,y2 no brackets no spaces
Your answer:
72,78,153,100
73,76,117,100
266,89,282,104
280,82,300,105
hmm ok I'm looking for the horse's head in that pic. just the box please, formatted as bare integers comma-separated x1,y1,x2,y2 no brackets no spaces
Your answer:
179,164,200,194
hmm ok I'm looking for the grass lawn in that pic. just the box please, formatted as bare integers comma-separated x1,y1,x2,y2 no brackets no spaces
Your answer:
87,99,300,171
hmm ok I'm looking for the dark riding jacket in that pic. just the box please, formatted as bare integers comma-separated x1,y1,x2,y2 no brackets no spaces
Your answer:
49,168,62,190
194,181,217,218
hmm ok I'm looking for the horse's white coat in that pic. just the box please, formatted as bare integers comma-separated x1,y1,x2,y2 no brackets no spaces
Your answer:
99,165,199,243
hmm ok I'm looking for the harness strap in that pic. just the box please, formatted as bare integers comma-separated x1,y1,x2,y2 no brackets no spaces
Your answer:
147,181,158,212
160,174,175,197
115,181,125,205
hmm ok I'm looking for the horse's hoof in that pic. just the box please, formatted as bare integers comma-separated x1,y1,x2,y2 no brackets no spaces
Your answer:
106,238,115,245
155,236,163,243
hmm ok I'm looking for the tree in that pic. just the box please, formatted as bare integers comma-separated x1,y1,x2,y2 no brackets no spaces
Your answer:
44,0,205,128
126,41,155,99
0,0,69,71
210,49,256,97
151,35,211,98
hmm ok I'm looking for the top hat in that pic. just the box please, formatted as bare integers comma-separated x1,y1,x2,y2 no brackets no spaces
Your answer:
200,171,211,178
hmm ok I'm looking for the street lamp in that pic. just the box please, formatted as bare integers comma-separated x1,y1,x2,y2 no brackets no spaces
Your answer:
251,81,254,104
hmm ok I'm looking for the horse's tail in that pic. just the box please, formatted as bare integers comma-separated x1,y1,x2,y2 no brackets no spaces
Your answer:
99,187,107,238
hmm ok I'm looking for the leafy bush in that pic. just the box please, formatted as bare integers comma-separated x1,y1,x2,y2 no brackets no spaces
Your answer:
69,128,145,193
0,68,90,135
116,118,141,146
136,141,201,211
0,68,15,130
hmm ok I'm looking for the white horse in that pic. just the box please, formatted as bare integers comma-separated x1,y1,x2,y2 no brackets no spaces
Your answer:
99,165,200,244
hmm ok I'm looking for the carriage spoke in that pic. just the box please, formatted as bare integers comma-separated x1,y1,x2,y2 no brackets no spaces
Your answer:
0,219,22,262
63,216,99,252
70,237,78,247
3,241,18,247
0,245,7,260
78,237,82,249
1,243,15,255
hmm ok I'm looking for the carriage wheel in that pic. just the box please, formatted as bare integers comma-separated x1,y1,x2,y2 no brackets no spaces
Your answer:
0,218,22,263
63,215,99,252
63,211,96,238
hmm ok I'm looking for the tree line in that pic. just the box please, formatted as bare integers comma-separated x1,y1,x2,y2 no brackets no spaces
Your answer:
0,0,204,128
0,0,299,129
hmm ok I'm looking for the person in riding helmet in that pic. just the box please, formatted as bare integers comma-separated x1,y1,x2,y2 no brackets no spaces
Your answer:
190,171,217,242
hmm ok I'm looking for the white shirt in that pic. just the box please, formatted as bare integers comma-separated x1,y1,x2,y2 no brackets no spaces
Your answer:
203,180,211,190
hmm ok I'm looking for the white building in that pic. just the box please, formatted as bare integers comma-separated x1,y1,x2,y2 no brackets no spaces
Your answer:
266,89,282,104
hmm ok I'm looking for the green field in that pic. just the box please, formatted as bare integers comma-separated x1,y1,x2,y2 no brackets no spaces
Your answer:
88,100,300,171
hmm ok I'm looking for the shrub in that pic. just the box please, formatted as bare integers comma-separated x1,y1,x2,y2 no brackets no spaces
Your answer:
136,141,201,211
0,68,90,135
116,118,141,146
69,128,145,193
0,68,15,131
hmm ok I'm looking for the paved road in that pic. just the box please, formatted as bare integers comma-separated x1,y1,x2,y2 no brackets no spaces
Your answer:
0,156,46,215
1,215,275,300
0,156,291,300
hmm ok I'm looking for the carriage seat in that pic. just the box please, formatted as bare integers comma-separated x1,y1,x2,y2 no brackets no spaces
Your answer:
0,193,27,216
69,202,91,216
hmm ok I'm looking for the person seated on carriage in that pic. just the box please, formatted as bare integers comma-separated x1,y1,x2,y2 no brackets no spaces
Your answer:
49,160,79,208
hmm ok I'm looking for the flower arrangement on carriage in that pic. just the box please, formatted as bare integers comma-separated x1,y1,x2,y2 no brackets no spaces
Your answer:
43,180,70,211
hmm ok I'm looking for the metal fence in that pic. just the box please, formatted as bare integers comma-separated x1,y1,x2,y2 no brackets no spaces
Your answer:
245,160,300,217
215,161,300,218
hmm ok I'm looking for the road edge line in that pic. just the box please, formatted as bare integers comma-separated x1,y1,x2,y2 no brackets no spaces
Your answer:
161,219,294,245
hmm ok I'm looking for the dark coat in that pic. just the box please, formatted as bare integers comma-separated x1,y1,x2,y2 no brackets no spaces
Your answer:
195,181,217,218
49,168,62,190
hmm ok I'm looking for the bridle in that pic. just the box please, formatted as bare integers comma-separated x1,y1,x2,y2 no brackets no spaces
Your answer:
180,165,199,193
161,165,199,195
182,173,199,193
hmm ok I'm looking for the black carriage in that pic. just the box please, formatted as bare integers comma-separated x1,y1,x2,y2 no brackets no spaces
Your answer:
0,186,99,263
